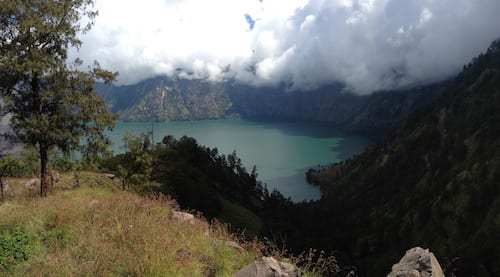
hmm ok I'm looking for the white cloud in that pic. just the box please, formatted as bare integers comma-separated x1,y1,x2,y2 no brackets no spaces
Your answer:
72,0,500,94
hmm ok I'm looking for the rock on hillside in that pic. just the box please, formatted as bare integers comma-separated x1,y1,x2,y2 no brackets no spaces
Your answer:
387,247,444,277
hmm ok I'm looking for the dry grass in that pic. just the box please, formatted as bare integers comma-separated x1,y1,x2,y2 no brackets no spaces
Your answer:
0,172,337,277
0,172,258,276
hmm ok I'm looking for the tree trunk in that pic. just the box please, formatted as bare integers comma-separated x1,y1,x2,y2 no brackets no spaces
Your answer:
0,178,4,202
40,148,49,197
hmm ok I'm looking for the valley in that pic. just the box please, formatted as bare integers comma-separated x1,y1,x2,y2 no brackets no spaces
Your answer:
1,1,499,275
92,39,500,276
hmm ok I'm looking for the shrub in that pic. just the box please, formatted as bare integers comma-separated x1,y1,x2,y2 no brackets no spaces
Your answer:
0,226,33,271
0,155,30,178
51,155,82,172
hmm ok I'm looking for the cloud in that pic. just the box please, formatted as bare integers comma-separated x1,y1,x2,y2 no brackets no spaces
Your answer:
72,0,500,94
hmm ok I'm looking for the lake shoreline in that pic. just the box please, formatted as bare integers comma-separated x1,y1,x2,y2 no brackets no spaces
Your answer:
108,119,371,202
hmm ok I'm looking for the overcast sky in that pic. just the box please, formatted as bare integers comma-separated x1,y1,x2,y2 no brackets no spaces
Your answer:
72,0,500,94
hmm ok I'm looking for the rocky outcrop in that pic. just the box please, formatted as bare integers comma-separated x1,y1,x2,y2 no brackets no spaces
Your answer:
171,211,195,225
387,247,444,277
24,178,39,189
234,256,301,277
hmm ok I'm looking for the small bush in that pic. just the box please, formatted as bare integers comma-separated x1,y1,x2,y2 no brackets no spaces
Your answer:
51,153,82,172
0,155,30,178
0,226,33,271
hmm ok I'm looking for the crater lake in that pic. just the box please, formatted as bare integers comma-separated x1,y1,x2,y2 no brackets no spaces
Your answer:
108,119,371,202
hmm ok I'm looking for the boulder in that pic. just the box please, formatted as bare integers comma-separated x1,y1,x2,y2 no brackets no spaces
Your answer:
234,256,301,277
1,182,9,191
387,247,444,277
51,171,61,184
105,173,115,180
88,199,100,209
171,211,195,225
25,178,40,189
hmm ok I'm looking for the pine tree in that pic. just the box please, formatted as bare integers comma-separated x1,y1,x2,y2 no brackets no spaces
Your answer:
0,0,118,196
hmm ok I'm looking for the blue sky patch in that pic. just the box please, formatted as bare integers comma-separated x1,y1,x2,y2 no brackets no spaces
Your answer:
245,14,256,30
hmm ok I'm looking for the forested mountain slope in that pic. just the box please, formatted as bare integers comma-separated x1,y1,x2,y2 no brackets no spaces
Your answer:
303,39,500,275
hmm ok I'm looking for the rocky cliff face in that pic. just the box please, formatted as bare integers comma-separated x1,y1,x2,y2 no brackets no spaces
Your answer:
97,77,234,121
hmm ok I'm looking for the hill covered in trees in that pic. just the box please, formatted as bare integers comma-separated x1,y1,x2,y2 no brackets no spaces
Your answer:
294,39,500,275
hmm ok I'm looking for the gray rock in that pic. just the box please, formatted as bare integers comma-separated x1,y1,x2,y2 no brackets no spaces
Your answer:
25,178,40,189
171,211,195,225
51,171,60,184
1,182,9,191
387,247,444,277
234,256,301,277
88,199,100,209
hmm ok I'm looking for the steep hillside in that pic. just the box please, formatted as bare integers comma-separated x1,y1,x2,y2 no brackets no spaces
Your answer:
97,77,234,121
227,83,362,123
302,39,500,275
229,83,444,138
344,82,446,137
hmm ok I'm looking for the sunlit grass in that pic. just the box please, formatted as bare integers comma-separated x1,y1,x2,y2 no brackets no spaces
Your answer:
0,172,335,276
0,173,258,276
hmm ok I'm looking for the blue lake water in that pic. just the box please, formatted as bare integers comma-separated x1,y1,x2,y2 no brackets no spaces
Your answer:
108,119,370,202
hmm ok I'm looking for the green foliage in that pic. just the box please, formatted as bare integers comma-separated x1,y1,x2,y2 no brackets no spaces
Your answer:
151,135,267,225
19,148,41,177
0,155,29,178
115,132,153,190
0,0,118,196
51,152,82,172
0,226,33,271
105,134,271,235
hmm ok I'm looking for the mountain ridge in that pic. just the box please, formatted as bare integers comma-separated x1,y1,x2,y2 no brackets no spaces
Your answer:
96,77,445,138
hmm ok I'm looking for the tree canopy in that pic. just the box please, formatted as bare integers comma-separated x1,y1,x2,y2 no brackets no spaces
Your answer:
0,0,118,196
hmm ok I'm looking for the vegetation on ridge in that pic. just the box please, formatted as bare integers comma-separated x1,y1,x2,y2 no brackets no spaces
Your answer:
0,0,117,196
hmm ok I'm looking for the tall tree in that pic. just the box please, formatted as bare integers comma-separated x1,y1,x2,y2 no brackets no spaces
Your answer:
0,0,118,196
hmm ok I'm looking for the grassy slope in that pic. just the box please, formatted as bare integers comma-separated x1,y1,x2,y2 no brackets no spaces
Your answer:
0,173,257,276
